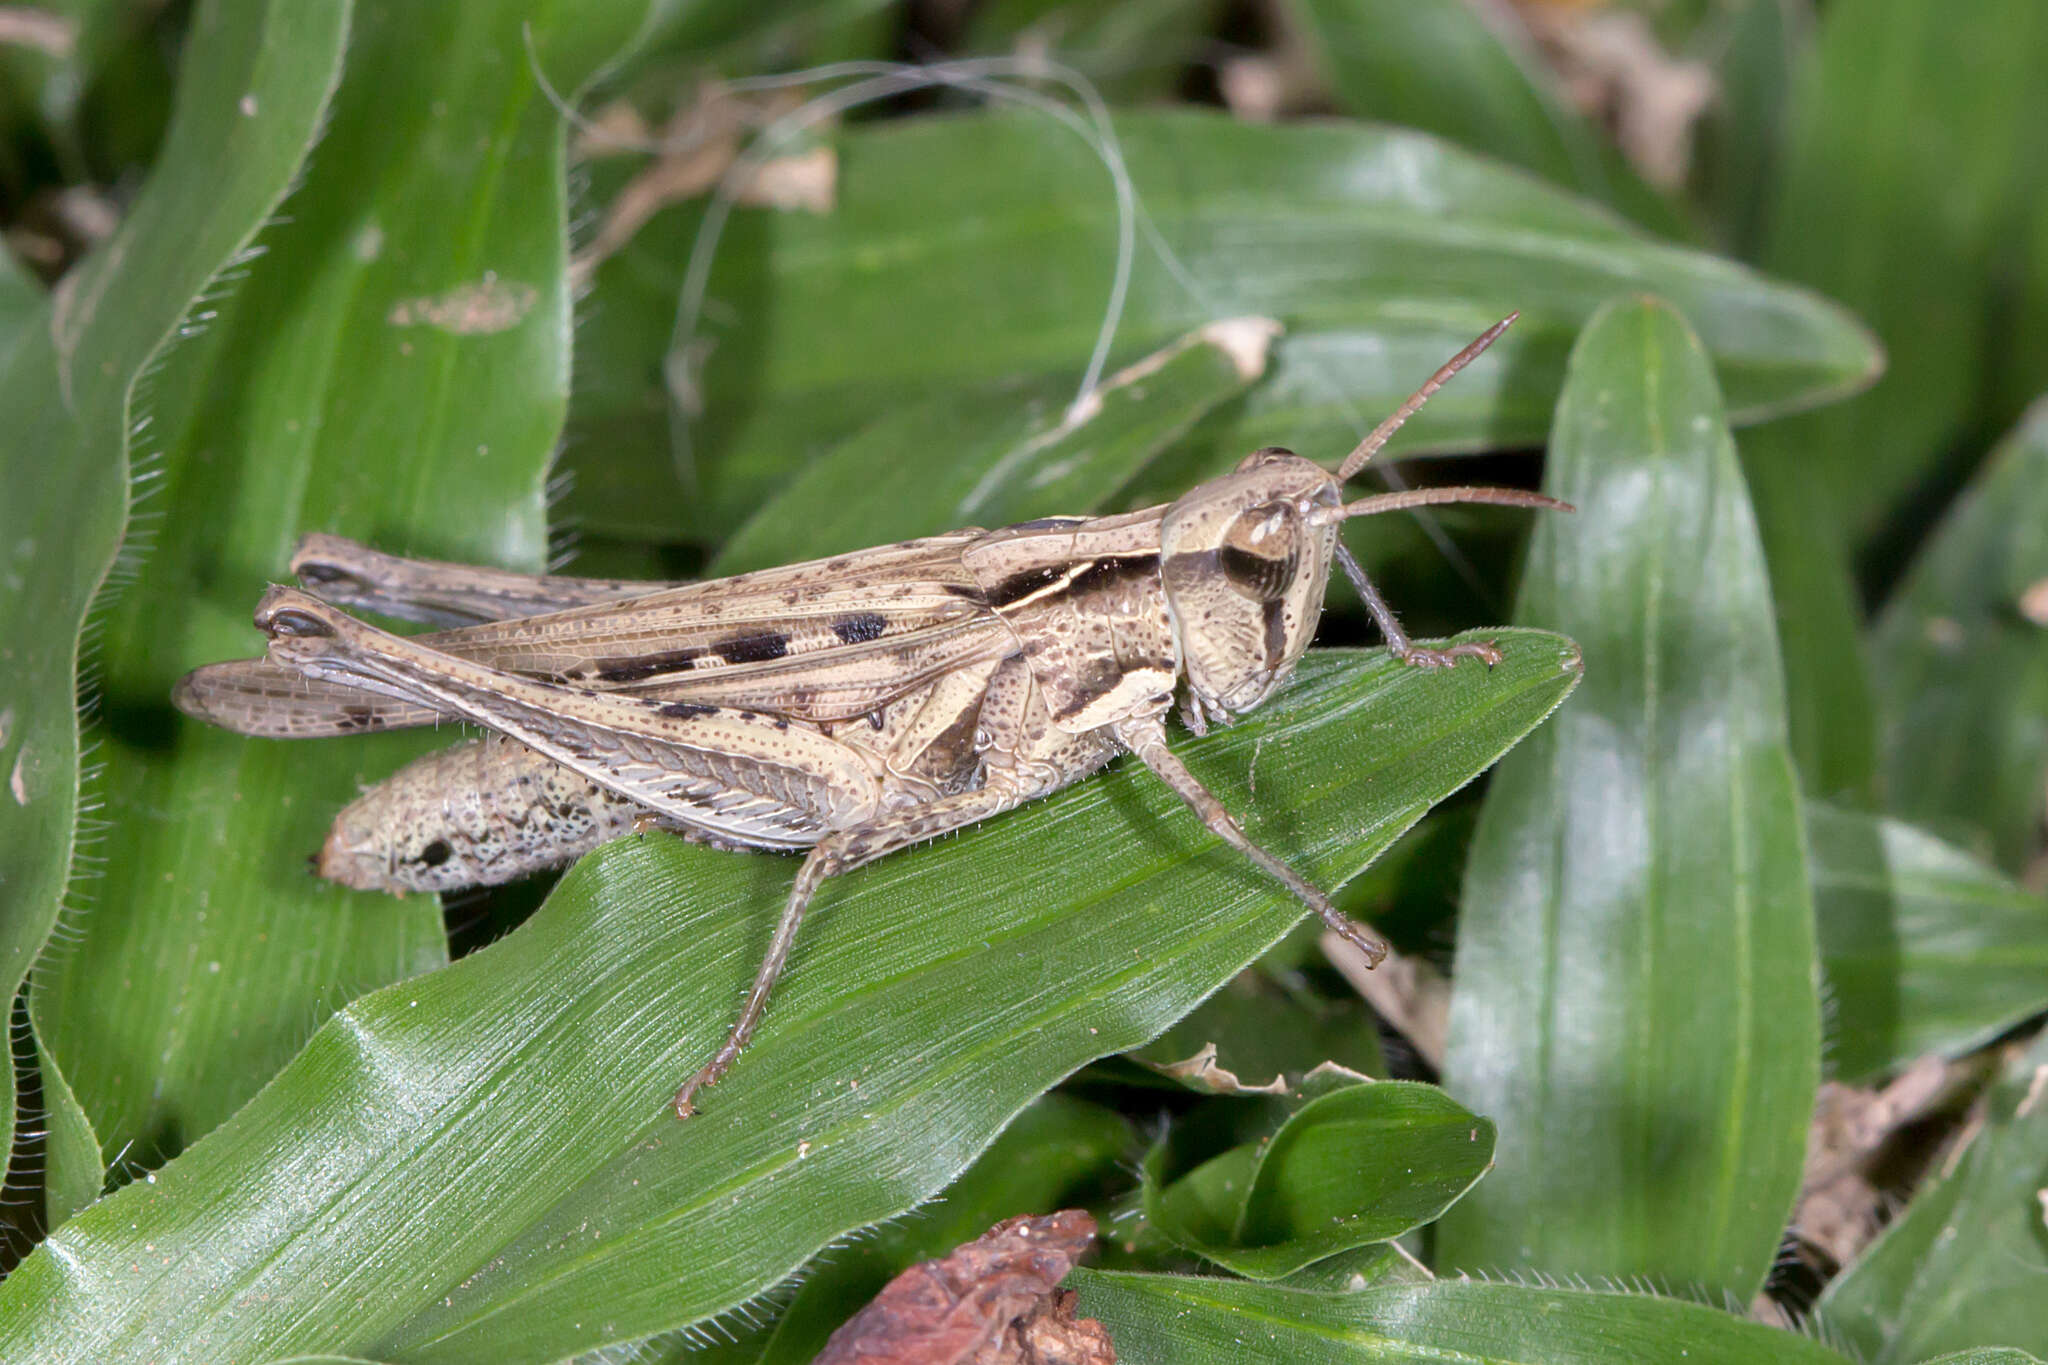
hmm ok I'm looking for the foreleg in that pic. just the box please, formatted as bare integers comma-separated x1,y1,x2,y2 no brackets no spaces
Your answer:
1334,543,1499,670
1114,714,1388,967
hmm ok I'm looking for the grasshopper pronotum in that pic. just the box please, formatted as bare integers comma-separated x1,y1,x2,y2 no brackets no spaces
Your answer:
175,315,1564,1117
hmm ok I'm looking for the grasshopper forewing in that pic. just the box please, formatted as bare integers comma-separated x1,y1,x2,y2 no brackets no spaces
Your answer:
175,315,1567,1118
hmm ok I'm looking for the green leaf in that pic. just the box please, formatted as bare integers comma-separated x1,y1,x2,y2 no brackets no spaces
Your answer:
712,316,1277,574
1438,298,1819,1301
1738,0,2048,799
0,246,38,355
1070,1269,1854,1363
1871,401,2048,873
751,1093,1134,1365
33,1033,100,1228
1286,0,1690,238
1146,1079,1494,1279
1916,1354,2048,1365
24,0,667,1202
641,0,897,66
962,0,1224,104
559,109,1879,539
1810,802,2048,1083
1738,444,1876,802
0,0,349,1195
0,0,162,183
1987,157,2048,438
1755,0,2048,536
1691,0,1803,258
1817,1030,2048,1362
1272,1244,1423,1293
0,636,1580,1362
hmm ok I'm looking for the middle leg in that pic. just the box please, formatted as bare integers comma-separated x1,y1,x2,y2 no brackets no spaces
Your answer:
1113,713,1388,967
670,767,1091,1118
676,658,1117,1117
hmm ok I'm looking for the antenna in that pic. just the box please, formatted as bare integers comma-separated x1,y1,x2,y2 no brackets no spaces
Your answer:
1335,313,1519,482
1312,484,1572,526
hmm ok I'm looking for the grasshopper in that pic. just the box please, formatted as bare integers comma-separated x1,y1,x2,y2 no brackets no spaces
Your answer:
174,316,1564,1118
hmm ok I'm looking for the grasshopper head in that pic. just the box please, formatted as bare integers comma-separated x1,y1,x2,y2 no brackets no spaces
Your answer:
1161,315,1573,727
1162,448,1344,723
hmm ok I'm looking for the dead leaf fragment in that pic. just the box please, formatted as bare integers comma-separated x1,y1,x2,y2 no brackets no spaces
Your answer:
1142,1041,1289,1097
1218,1,1324,123
2017,1061,2048,1119
1518,3,1714,191
814,1209,1114,1365
741,144,837,214
1794,1056,1975,1267
569,84,833,288
387,275,537,335
1322,933,1449,1070
0,7,76,57
2018,578,2048,627
571,99,656,159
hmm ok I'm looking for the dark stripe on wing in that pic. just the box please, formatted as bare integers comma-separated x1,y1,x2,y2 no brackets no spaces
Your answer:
715,631,792,664
988,553,1160,611
831,612,888,645
592,646,708,683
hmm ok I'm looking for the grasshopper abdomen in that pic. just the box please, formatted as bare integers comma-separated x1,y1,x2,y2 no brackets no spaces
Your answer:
317,733,657,894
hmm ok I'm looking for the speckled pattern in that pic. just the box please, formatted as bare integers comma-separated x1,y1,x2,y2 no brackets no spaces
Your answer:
962,506,1180,733
318,733,660,893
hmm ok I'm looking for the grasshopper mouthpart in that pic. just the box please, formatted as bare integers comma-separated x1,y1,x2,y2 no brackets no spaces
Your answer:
176,315,1561,1119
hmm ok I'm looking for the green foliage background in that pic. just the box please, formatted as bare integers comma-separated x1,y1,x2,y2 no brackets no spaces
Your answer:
0,1,2044,1361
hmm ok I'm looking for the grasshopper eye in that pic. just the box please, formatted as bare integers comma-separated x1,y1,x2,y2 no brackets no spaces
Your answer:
1232,445,1298,474
1219,501,1299,602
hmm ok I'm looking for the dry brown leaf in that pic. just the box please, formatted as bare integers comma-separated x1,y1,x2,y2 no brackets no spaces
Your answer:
569,86,836,288
1794,1056,1976,1268
813,1210,1113,1365
1516,2,1714,190
1322,932,1448,1070
0,7,76,57
1142,1041,1290,1096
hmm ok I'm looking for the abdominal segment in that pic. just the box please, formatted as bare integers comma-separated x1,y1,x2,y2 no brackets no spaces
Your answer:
317,733,660,894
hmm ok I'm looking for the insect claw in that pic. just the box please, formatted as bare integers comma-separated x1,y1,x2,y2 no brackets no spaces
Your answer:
673,1056,727,1120
1331,914,1388,969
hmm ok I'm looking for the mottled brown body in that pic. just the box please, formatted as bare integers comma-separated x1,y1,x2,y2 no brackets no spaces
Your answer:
174,316,1565,1117
318,733,661,894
